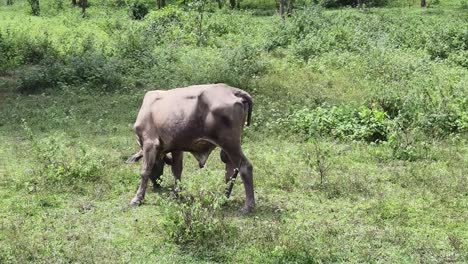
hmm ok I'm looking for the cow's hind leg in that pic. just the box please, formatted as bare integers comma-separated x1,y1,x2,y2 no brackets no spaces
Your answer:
149,159,164,191
221,150,236,184
221,146,255,213
130,140,160,206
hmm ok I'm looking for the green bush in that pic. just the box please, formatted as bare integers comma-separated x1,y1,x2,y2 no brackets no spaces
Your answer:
17,65,60,93
17,51,124,93
128,1,149,20
316,0,388,7
263,22,291,51
19,33,56,65
143,8,185,44
461,0,468,9
220,42,266,87
292,27,354,61
317,0,353,8
51,0,65,11
0,32,18,73
427,25,468,68
65,52,124,91
291,105,389,142
27,0,40,16
386,121,431,161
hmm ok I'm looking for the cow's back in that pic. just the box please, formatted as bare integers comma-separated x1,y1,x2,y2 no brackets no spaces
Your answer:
134,84,245,151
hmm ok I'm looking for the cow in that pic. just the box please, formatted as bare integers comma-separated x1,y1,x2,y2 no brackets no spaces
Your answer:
127,84,255,213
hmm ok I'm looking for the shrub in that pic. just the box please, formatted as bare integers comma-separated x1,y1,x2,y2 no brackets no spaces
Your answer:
263,21,291,51
108,0,126,7
17,51,124,93
128,1,149,20
427,25,468,68
316,0,388,7
292,28,353,61
0,32,19,73
19,33,56,65
51,0,65,11
17,65,60,93
27,0,40,16
290,105,389,142
419,104,468,137
143,8,185,44
386,120,431,161
460,0,468,9
317,0,354,8
220,42,266,87
65,52,124,91
205,12,240,37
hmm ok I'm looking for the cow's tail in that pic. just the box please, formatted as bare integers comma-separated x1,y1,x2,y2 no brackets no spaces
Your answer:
235,90,253,126
126,149,143,163
126,137,173,165
126,137,143,163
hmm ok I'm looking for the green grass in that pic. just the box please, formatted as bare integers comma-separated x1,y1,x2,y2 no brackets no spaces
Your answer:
1,0,468,262
1,81,467,262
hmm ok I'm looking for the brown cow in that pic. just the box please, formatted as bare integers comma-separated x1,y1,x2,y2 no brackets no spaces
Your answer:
127,84,255,212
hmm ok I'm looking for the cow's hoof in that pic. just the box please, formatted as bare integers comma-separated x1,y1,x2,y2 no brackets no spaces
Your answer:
129,198,142,207
240,206,254,214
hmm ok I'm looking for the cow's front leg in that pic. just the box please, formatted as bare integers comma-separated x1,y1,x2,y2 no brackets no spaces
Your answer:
130,140,159,206
171,151,183,192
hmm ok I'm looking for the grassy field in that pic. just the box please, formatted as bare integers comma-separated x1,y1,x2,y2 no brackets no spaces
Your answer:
1,0,468,262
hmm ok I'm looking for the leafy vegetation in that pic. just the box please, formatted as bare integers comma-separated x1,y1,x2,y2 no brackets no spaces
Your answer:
0,0,467,262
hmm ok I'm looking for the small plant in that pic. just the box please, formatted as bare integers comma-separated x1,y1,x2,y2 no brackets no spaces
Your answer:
386,117,432,161
188,0,208,46
161,189,237,250
21,120,103,189
304,138,331,185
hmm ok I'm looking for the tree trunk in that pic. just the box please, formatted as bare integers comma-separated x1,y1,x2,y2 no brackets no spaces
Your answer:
157,0,165,9
279,0,286,19
216,0,222,8
421,0,426,7
72,0,76,6
28,0,40,16
81,0,87,17
229,0,235,9
287,0,294,16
